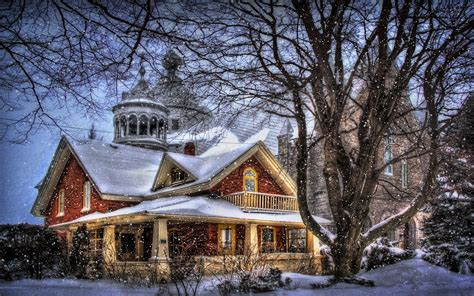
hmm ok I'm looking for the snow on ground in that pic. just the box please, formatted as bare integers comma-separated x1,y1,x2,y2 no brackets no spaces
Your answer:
1,259,472,296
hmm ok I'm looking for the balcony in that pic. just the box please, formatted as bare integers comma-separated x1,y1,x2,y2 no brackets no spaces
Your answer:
221,191,299,212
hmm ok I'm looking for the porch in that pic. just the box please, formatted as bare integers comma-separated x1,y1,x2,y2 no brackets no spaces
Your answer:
71,219,322,279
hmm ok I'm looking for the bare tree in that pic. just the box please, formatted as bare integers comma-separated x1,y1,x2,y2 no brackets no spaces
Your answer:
1,0,473,280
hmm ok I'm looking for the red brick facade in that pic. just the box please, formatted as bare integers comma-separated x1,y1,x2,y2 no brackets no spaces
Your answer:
45,156,134,226
211,156,286,196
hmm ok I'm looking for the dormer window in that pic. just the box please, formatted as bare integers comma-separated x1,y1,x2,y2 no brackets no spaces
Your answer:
171,167,186,183
243,167,258,192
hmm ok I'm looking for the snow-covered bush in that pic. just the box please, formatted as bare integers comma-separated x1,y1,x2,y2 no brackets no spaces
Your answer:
69,225,91,279
422,196,473,274
0,224,66,280
361,237,414,271
217,267,288,295
320,244,334,275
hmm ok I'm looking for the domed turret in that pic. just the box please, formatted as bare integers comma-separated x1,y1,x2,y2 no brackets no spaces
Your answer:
112,56,169,150
151,49,211,133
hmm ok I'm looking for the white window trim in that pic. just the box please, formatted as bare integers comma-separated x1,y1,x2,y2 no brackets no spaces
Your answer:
82,181,91,212
56,190,65,217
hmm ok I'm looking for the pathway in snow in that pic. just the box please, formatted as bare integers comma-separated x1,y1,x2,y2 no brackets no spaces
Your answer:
0,259,472,296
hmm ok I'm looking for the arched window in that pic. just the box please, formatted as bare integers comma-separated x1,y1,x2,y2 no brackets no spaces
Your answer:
243,167,258,192
139,115,148,135
120,116,127,137
383,130,394,175
114,117,120,139
158,119,165,139
150,117,158,137
57,189,65,217
82,181,91,212
128,115,138,135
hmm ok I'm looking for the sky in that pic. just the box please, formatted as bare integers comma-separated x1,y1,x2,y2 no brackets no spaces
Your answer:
0,114,113,225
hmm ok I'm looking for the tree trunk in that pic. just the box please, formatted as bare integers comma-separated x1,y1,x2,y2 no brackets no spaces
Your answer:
332,239,364,279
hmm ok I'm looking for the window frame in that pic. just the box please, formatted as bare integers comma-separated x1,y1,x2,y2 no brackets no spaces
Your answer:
56,189,65,217
286,228,307,253
82,181,91,212
383,131,394,176
243,167,258,192
217,224,236,255
170,167,187,184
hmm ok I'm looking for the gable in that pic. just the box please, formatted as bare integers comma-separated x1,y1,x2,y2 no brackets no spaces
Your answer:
45,155,133,226
153,153,198,189
211,155,286,196
148,141,296,198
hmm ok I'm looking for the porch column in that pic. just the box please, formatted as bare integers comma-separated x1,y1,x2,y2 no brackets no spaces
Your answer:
66,226,77,253
151,219,169,260
103,225,116,265
244,223,258,257
307,230,322,273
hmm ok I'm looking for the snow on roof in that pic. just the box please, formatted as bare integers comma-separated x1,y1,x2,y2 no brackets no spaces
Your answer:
153,142,256,195
70,140,164,197
67,137,259,198
54,195,331,226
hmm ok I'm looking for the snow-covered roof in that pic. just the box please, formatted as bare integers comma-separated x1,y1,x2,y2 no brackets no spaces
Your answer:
53,195,331,227
32,135,296,216
70,140,164,197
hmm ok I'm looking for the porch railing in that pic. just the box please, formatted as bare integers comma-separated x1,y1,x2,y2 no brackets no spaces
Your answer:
221,191,298,212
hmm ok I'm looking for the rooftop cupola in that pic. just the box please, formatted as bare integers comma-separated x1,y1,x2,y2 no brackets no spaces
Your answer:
112,56,169,151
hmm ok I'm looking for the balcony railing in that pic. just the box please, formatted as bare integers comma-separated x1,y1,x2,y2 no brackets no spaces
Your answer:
221,191,298,212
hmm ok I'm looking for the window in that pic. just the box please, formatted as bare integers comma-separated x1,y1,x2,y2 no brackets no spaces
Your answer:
261,227,276,253
401,159,408,188
383,131,394,175
150,117,158,137
114,117,120,139
119,233,136,261
139,115,148,135
287,228,307,253
57,189,65,217
158,119,166,139
128,115,137,135
171,118,179,131
82,181,91,212
218,224,235,255
170,167,186,183
243,168,258,192
89,229,103,258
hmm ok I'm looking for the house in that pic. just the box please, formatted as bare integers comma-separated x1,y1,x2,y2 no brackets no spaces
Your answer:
31,55,330,278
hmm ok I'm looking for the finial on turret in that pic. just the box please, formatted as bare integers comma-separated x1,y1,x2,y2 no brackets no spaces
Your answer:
139,54,146,79
162,49,183,77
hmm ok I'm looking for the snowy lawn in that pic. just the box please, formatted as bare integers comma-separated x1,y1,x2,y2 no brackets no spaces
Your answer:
0,259,472,296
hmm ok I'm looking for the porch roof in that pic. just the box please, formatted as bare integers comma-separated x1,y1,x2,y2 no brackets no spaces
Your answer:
52,195,331,227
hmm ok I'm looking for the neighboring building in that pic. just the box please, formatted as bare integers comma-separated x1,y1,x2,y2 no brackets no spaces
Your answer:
31,52,329,279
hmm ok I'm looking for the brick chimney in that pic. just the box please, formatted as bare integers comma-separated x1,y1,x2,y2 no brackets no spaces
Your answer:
184,142,196,156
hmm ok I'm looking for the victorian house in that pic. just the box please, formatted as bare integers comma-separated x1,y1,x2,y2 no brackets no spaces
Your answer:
31,53,329,278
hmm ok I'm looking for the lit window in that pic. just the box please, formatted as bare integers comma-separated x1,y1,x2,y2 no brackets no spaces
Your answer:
218,224,235,255
287,228,307,253
170,167,186,183
261,227,275,253
384,131,394,175
243,168,258,192
57,189,65,217
401,160,408,188
83,181,91,211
